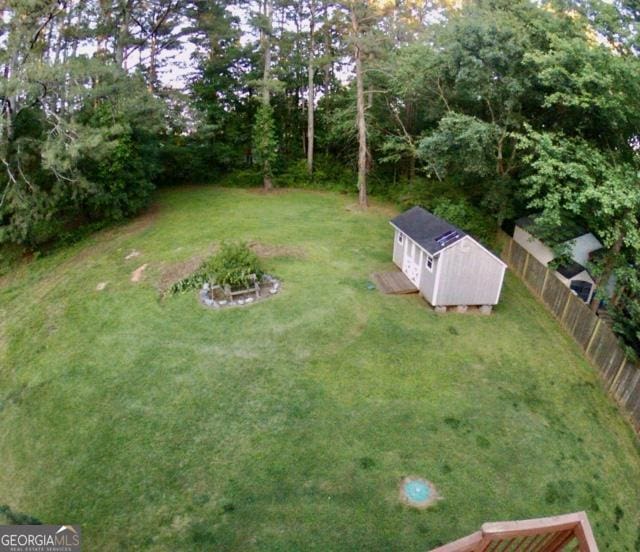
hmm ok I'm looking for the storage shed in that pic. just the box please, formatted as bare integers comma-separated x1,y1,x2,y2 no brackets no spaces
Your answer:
513,216,604,303
390,207,507,310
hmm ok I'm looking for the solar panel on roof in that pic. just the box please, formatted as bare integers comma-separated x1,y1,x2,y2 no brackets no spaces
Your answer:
434,229,460,247
435,230,456,242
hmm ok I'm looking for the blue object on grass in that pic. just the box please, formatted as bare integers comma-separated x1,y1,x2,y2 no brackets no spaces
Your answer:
404,479,430,503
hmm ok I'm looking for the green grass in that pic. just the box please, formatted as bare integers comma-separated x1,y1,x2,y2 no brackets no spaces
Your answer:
1,187,639,551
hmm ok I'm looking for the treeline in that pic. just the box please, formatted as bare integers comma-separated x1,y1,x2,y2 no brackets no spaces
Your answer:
1,0,638,352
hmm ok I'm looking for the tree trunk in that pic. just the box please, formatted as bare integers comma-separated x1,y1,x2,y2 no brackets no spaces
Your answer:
148,33,158,92
590,233,624,312
115,0,130,69
351,9,367,208
261,0,273,191
307,0,315,176
1,63,10,145
323,1,332,93
497,132,505,176
4,48,20,142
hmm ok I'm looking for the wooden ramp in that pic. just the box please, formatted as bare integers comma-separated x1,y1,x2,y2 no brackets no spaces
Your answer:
371,270,418,295
429,511,598,552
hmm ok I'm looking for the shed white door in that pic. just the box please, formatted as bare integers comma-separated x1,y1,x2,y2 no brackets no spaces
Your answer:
403,240,421,286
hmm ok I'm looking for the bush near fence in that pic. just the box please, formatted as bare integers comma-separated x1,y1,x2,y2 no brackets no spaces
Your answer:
502,236,640,433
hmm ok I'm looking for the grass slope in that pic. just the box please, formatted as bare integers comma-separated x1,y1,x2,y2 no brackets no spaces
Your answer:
0,187,639,551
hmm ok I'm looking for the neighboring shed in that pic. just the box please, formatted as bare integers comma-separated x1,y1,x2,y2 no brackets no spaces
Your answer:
513,216,603,303
390,207,507,310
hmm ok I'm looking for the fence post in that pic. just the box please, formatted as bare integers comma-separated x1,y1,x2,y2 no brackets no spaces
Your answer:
539,268,550,297
522,251,530,278
504,237,513,265
560,290,573,323
585,318,602,358
608,357,629,393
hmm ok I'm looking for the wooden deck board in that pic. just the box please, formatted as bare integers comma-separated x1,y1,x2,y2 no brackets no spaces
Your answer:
371,270,418,295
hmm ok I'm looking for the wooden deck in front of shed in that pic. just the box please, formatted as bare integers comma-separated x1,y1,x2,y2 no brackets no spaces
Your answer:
371,270,418,295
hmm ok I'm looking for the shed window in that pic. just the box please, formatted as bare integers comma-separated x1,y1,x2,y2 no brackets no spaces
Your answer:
398,232,404,244
425,254,434,272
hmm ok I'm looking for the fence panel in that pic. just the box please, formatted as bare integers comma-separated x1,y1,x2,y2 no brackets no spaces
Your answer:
607,360,640,431
588,323,627,384
626,383,640,427
501,238,513,265
509,241,529,276
523,257,548,296
542,273,571,319
561,294,599,351
611,362,640,403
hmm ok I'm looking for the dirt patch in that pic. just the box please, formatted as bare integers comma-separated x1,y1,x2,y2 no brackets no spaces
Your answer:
125,250,141,260
157,256,204,293
248,241,305,258
131,264,148,283
156,244,219,294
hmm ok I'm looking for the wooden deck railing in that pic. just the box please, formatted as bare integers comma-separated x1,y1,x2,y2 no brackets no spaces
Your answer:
429,511,598,552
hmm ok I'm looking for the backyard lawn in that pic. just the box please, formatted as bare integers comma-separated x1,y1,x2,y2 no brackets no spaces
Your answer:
0,187,639,551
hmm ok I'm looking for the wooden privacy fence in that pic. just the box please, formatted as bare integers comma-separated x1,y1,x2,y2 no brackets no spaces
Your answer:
502,237,640,433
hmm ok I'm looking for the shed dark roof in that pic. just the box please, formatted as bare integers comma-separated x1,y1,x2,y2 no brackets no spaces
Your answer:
515,216,536,230
391,206,466,254
557,261,587,279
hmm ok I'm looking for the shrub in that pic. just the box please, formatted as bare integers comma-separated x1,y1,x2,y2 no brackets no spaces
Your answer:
274,155,355,192
205,241,263,288
430,198,497,246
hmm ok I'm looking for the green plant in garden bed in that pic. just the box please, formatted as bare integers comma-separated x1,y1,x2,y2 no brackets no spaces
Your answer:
169,241,264,295
206,241,263,289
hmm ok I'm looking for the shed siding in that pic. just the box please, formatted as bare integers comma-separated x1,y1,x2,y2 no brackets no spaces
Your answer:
557,269,596,304
392,229,404,267
515,225,602,268
569,233,602,266
434,237,505,306
418,252,438,303
514,226,554,266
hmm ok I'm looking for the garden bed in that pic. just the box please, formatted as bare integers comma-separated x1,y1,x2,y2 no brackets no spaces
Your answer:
198,274,281,309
